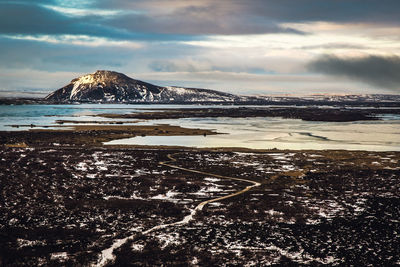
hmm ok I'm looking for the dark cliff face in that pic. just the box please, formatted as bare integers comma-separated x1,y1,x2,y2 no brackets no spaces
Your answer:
45,70,239,103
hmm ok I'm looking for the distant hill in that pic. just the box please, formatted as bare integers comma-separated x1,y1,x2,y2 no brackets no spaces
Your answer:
45,70,241,103
43,70,400,105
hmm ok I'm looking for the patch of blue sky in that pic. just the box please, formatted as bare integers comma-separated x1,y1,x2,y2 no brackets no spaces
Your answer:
54,0,94,8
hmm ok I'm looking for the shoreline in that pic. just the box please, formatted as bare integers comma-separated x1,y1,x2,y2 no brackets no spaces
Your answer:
1,96,400,108
98,107,387,122
0,124,218,148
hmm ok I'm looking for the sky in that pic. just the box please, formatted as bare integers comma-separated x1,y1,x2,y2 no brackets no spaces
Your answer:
1,0,400,97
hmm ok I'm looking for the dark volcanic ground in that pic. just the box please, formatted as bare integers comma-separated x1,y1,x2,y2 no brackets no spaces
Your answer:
99,107,400,122
0,146,399,266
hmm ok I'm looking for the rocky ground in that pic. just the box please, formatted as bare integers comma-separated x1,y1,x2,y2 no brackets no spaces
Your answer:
98,107,400,122
0,144,399,266
0,125,216,148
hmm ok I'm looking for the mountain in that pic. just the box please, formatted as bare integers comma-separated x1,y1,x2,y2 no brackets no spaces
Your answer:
45,70,240,103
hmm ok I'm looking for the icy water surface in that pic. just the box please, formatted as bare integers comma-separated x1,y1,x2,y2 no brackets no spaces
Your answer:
1,104,400,151
107,117,400,151
0,104,224,130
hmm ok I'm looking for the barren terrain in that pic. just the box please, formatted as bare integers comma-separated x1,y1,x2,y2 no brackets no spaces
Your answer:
1,142,399,266
98,107,400,122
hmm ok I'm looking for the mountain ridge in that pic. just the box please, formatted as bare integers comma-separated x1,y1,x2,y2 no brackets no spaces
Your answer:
45,70,240,103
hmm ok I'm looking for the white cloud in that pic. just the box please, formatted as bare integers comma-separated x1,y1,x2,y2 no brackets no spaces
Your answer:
2,34,144,48
183,30,400,56
43,5,122,17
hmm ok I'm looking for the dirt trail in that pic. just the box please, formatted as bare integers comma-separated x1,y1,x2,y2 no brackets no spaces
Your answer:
95,153,261,267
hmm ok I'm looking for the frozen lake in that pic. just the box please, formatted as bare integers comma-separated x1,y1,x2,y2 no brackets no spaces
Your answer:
106,116,400,151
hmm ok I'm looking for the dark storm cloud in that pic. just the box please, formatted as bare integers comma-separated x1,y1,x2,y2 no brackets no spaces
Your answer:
308,55,400,90
0,1,304,38
95,0,400,26
82,0,400,38
0,1,298,42
245,0,400,24
0,2,69,35
0,2,132,39
3,0,399,40
0,2,213,40
107,5,303,35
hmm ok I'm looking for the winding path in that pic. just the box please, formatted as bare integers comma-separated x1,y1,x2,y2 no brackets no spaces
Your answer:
95,153,261,266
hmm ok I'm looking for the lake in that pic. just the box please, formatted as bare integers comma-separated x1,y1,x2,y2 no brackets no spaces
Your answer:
1,104,400,151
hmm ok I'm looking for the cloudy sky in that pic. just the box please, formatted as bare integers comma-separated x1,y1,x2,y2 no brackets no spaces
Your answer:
1,0,400,97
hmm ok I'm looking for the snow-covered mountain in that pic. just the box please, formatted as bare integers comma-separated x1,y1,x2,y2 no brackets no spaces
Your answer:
45,70,241,103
